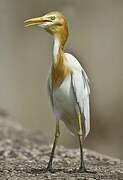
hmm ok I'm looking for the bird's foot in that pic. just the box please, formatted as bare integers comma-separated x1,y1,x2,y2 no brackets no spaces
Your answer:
45,166,56,173
71,167,87,173
77,167,87,173
73,167,96,174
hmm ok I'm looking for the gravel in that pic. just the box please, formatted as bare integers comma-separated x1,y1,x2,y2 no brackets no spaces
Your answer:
0,118,122,180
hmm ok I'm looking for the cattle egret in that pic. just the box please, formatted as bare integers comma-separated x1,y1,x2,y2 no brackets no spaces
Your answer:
24,11,90,173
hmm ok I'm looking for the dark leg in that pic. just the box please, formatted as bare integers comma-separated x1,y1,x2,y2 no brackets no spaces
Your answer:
77,113,87,172
78,135,96,174
46,120,60,172
78,134,86,172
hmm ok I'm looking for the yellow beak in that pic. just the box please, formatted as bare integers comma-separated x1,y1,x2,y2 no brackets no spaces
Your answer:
24,16,51,27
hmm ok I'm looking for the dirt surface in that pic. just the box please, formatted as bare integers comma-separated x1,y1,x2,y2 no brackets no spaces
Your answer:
0,118,122,180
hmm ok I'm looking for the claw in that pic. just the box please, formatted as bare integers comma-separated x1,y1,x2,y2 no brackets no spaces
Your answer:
70,167,96,174
77,167,96,174
45,166,56,173
77,167,88,173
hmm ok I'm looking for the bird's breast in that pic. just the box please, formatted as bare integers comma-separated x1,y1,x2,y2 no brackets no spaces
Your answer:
51,50,71,89
53,74,72,100
53,74,76,115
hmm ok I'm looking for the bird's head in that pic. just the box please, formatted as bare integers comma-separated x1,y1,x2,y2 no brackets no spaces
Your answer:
24,11,68,44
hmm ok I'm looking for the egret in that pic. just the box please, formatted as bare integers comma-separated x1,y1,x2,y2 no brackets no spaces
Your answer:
24,11,90,173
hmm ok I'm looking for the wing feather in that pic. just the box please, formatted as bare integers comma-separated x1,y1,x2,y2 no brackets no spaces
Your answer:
65,53,90,137
71,69,90,137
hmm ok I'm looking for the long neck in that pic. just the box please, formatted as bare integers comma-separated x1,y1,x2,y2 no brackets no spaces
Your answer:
51,31,70,89
52,23,68,64
52,35,64,64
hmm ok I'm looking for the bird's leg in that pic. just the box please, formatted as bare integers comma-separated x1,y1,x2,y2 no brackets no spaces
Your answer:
77,112,87,173
46,120,60,172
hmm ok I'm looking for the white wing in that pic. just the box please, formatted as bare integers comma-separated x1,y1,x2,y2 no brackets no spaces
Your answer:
65,53,90,137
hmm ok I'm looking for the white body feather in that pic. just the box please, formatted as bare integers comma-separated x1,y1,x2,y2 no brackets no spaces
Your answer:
48,52,90,137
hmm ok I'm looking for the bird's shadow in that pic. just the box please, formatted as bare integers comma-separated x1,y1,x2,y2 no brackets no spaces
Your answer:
24,167,97,174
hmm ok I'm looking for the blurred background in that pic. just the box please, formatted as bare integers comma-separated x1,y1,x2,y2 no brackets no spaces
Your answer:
0,0,123,159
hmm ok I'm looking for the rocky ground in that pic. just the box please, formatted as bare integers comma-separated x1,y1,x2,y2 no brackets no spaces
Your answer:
0,117,122,180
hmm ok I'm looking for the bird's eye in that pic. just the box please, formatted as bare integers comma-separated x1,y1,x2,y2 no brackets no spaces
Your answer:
50,16,55,20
